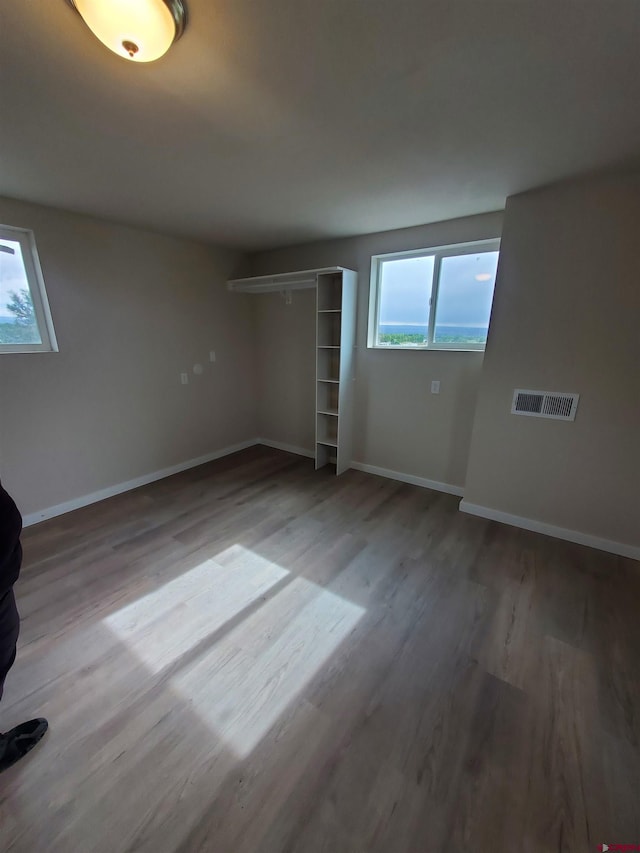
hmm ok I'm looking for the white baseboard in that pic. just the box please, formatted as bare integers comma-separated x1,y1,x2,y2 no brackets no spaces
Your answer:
21,436,639,564
22,439,259,528
459,500,640,561
258,448,464,498
349,461,464,497
257,438,315,459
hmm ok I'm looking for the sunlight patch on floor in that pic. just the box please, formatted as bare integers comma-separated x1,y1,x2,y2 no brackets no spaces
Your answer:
103,545,289,672
173,566,365,757
104,545,364,758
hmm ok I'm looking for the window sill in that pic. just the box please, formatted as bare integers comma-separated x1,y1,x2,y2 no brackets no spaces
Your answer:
0,346,58,354
368,345,486,353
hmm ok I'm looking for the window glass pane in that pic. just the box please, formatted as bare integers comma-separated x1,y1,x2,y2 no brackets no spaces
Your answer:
434,251,498,345
377,255,434,345
0,237,42,345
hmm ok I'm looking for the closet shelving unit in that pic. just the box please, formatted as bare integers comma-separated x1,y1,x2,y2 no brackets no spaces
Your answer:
227,267,357,474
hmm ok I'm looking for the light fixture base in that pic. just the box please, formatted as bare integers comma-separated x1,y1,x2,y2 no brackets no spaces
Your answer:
65,0,187,45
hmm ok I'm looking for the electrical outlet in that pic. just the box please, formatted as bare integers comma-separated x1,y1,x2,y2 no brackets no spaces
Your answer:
431,380,441,394
209,351,216,362
181,373,189,385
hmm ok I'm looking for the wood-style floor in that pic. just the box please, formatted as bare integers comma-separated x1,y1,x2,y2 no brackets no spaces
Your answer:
1,446,638,852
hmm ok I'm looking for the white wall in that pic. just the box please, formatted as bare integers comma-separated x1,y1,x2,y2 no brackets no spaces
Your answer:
253,289,316,452
0,197,255,517
464,174,640,551
247,212,503,488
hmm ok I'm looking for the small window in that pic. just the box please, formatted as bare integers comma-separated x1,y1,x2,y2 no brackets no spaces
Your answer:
368,239,500,350
0,225,58,353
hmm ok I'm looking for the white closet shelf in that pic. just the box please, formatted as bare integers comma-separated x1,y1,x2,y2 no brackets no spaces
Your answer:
227,265,356,477
227,267,350,294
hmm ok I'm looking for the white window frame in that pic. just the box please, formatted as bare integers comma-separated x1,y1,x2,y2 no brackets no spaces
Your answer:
368,238,500,351
0,224,58,354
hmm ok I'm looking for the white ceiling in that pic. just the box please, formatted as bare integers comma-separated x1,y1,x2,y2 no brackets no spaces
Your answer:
1,1,640,250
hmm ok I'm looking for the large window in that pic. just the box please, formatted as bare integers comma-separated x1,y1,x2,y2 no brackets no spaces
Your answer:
368,239,500,350
0,225,58,354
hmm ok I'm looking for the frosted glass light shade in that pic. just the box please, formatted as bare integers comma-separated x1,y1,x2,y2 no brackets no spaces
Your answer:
69,0,186,63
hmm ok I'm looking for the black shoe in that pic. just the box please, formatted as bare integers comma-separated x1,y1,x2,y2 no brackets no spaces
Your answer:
0,718,49,773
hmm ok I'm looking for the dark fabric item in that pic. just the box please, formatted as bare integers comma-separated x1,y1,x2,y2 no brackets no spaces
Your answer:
0,482,22,703
0,589,20,702
0,482,23,598
0,718,48,773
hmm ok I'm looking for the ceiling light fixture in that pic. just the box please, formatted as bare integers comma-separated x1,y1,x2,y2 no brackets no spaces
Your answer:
65,0,187,63
475,273,492,282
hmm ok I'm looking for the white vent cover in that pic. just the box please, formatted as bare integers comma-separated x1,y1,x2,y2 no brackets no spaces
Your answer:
511,389,579,421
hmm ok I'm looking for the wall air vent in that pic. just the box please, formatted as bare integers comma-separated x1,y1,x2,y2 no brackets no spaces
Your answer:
511,389,579,421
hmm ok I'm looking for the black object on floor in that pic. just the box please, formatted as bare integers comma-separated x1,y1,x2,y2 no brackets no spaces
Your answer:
0,718,49,773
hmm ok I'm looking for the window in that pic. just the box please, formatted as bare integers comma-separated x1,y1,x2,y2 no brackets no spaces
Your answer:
0,225,58,353
368,239,500,350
